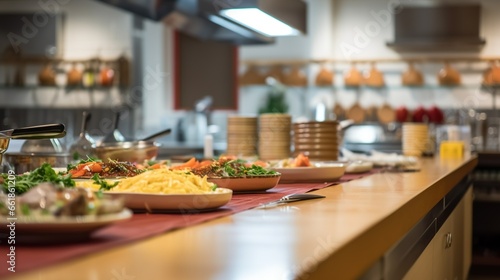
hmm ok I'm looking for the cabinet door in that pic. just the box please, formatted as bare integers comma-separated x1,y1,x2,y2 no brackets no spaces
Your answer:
452,194,465,280
462,187,473,278
433,214,454,280
402,240,434,280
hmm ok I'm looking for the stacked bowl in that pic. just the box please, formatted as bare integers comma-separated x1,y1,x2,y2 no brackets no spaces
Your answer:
292,121,339,161
226,116,258,157
402,123,429,156
258,114,292,160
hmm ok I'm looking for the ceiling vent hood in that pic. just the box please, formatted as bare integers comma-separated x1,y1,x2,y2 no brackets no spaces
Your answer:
386,4,485,51
95,0,307,45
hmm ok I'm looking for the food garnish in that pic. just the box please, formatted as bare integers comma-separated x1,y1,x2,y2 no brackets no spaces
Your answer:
0,163,75,195
189,157,278,178
68,158,144,178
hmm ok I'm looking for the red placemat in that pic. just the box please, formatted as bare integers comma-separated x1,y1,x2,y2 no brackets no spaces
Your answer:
0,170,377,277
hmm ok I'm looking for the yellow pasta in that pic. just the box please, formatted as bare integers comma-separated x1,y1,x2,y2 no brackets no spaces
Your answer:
76,169,216,194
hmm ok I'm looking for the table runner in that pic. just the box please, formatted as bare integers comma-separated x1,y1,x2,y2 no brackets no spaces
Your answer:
0,171,377,276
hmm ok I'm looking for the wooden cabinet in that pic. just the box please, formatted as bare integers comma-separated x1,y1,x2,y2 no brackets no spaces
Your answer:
403,187,472,280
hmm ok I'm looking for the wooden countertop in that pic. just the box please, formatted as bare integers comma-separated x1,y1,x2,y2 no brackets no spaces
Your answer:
9,156,477,280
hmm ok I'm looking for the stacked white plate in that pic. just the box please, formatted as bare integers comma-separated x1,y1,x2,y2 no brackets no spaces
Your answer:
226,116,258,156
402,123,429,156
258,114,291,160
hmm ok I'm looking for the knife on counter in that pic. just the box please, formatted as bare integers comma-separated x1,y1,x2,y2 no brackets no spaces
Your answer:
257,193,326,209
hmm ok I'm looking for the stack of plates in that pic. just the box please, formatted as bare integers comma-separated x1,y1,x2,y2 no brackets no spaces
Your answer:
402,123,429,156
226,116,258,156
258,114,291,160
292,121,339,161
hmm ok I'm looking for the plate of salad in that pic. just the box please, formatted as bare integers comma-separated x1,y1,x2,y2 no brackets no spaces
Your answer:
179,157,281,192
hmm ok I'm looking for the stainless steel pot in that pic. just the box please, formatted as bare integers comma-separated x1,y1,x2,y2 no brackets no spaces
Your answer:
4,152,71,174
93,141,160,163
93,128,171,162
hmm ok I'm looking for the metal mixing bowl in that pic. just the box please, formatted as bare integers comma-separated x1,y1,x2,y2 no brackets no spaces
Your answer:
93,140,160,163
4,152,71,174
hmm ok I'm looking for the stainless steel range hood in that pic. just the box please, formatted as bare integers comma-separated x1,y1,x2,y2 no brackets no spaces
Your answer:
95,0,307,45
386,4,485,51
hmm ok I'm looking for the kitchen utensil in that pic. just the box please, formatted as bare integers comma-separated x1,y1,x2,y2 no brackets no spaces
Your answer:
412,106,430,123
346,90,365,123
258,193,326,208
100,62,115,87
4,152,71,174
13,64,25,87
377,104,395,124
38,64,56,86
402,123,430,156
102,112,126,143
0,123,66,139
284,66,307,87
67,63,82,86
364,63,385,87
333,103,344,120
347,103,365,123
344,63,362,87
377,90,395,124
483,61,500,86
240,65,265,85
396,106,410,123
428,105,444,124
93,140,160,163
315,64,334,86
21,139,66,154
69,111,96,160
140,128,172,141
266,65,284,83
437,62,461,86
402,62,424,86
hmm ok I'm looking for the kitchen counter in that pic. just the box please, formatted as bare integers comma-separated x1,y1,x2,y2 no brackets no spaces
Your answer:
8,156,477,280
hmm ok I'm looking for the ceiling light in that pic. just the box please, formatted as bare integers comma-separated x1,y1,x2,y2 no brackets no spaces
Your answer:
220,8,301,37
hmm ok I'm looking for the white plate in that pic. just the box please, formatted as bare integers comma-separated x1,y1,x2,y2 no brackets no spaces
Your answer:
0,209,132,244
106,188,233,211
208,175,281,192
345,161,373,174
272,162,346,182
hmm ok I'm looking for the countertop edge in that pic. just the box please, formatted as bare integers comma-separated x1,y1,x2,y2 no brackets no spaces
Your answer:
306,156,478,280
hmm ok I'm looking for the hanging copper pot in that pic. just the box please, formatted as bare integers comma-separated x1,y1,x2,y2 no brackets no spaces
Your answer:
483,60,500,86
343,63,362,87
239,65,265,85
315,64,334,86
265,65,284,83
363,62,384,87
67,63,82,86
38,64,56,86
437,62,461,86
402,62,424,86
284,65,307,87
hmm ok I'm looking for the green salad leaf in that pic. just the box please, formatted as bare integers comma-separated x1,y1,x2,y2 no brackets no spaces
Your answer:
91,173,119,191
1,163,75,195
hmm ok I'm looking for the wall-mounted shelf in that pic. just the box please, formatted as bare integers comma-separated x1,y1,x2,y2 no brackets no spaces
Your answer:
240,84,498,91
241,56,500,66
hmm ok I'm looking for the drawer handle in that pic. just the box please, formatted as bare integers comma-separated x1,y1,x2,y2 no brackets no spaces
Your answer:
445,232,453,249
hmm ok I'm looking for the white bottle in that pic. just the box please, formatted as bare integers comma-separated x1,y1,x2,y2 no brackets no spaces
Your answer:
204,134,214,159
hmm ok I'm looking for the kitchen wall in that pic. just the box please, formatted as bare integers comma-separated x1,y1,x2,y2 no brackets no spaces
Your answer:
2,0,500,145
0,0,134,139
239,0,500,124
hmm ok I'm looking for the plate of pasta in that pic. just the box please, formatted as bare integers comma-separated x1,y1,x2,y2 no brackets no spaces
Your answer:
76,169,233,211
